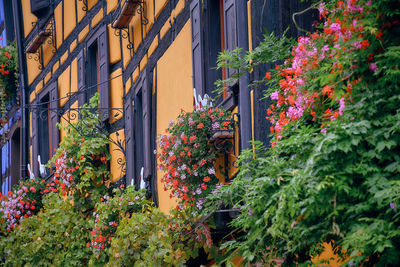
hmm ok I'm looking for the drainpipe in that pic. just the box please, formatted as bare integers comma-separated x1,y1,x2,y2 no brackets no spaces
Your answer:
12,0,29,179
236,0,251,150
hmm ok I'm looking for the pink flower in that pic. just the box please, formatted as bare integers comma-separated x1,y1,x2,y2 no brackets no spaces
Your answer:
369,63,378,73
330,23,341,32
199,159,206,166
270,91,279,100
339,97,345,115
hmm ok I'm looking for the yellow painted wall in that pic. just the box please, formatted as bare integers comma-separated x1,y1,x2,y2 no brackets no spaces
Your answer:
42,37,54,67
108,25,121,64
88,0,98,11
109,130,125,182
26,55,41,85
64,0,76,40
60,101,78,140
70,58,78,97
58,66,71,107
156,20,193,213
109,68,123,123
155,0,168,18
91,9,103,28
144,0,155,35
131,13,142,52
77,0,87,23
21,0,36,37
107,0,118,14
54,2,63,49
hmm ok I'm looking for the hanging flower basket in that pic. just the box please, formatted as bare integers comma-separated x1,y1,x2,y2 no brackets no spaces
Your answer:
157,106,233,210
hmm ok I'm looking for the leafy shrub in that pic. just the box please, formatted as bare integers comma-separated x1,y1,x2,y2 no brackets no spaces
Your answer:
0,178,53,233
0,193,92,266
204,0,400,265
88,186,200,266
48,93,111,210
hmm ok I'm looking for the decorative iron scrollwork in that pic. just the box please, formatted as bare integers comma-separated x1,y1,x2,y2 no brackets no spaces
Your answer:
209,113,240,180
29,102,127,175
110,0,148,51
25,16,56,71
27,51,43,70
135,1,149,26
78,0,88,12
113,28,134,51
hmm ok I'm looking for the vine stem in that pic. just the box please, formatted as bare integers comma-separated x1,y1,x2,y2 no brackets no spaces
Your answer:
292,1,322,34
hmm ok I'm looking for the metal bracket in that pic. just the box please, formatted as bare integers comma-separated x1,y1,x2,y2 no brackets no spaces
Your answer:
110,0,149,51
113,27,134,51
78,0,88,12
28,103,127,176
209,113,240,180
25,17,56,71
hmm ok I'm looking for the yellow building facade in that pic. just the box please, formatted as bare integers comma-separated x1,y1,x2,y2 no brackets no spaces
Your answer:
18,0,256,213
10,0,346,265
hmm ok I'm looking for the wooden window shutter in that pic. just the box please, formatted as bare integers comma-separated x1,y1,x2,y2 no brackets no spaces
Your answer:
77,50,86,106
142,74,151,184
30,0,50,17
31,101,39,177
190,0,205,96
223,0,238,79
49,81,59,158
124,95,135,186
98,26,110,121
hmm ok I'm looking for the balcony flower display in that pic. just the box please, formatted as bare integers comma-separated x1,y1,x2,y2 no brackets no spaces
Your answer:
157,106,233,210
0,42,18,110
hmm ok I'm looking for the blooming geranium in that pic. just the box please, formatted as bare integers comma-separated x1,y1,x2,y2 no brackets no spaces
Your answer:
157,106,233,209
0,178,50,232
266,0,387,144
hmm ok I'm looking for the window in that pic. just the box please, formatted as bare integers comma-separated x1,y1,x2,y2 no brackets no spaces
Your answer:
190,0,238,106
10,128,20,188
30,0,51,19
124,72,151,190
79,25,109,121
38,94,50,168
31,81,58,177
1,138,10,194
0,0,15,46
133,90,144,186
87,41,99,101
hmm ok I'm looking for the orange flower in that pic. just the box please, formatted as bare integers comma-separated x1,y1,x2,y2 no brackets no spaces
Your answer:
203,176,210,183
322,85,332,95
265,72,271,79
197,123,204,129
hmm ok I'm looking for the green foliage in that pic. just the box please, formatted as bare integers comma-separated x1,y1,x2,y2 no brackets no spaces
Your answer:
213,30,295,97
203,0,400,266
0,193,92,266
0,41,18,100
108,206,199,266
48,93,111,210
0,95,201,266
88,186,200,266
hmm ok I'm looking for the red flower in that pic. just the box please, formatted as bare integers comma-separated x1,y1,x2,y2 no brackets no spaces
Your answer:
265,72,271,79
203,176,210,183
197,123,204,129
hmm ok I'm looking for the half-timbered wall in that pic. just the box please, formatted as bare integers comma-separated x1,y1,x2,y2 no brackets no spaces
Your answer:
20,0,317,213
